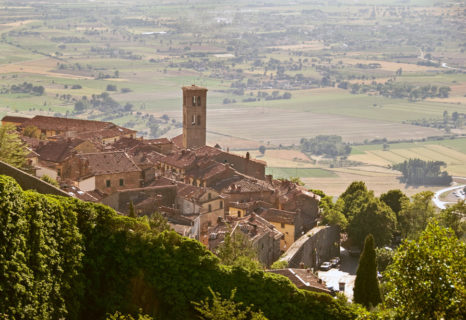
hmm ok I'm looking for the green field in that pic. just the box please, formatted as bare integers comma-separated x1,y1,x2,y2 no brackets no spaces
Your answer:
266,167,337,179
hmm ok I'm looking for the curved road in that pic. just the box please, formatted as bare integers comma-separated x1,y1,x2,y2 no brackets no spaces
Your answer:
433,177,466,209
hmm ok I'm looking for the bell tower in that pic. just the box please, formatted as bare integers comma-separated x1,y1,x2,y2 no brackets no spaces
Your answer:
182,85,207,149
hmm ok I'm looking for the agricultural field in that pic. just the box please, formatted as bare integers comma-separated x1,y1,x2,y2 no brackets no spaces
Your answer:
0,0,465,194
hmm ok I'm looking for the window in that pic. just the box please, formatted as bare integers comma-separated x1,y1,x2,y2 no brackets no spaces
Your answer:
197,96,201,106
208,204,212,212
281,222,285,229
197,115,201,125
106,180,111,187
57,169,61,177
208,193,211,200
192,115,196,125
237,210,241,218
220,201,223,209
119,179,124,186
192,96,197,106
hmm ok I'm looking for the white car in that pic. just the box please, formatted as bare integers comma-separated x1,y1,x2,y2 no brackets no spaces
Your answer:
320,262,332,271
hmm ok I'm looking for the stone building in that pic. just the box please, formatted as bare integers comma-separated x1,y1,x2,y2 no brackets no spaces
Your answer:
61,151,142,194
208,213,283,267
260,208,304,252
182,85,207,149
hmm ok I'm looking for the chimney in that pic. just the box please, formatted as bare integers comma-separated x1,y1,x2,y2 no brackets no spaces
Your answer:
265,174,273,184
246,152,250,160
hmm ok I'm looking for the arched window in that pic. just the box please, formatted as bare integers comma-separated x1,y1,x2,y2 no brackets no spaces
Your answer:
197,96,201,106
192,115,196,125
208,204,212,212
192,96,197,106
197,115,201,125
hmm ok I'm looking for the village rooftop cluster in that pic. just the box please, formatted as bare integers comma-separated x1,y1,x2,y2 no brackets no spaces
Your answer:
2,85,339,294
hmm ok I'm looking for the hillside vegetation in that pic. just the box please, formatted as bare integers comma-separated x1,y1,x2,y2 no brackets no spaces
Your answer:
0,175,357,320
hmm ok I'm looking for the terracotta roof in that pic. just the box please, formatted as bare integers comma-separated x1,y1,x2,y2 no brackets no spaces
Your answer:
23,115,111,132
108,137,142,150
267,269,330,294
193,145,222,157
132,151,166,166
171,134,183,149
229,200,273,213
77,151,141,175
162,149,198,169
146,138,171,145
272,179,320,208
75,125,136,140
2,115,30,123
208,213,282,250
260,208,297,225
186,160,228,181
35,138,86,163
223,177,274,193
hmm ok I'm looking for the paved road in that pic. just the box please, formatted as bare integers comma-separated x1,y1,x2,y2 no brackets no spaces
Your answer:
433,181,465,209
317,247,358,301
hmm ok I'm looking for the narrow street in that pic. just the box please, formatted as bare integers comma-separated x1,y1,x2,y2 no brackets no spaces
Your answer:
317,247,358,301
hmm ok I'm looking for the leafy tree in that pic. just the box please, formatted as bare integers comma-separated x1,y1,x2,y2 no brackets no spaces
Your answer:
270,260,288,269
347,196,396,248
192,288,268,320
146,211,171,233
437,200,466,240
353,234,382,309
300,135,351,157
379,189,407,219
0,124,28,169
0,175,358,320
23,125,41,139
393,158,452,186
216,231,262,271
321,204,348,230
374,247,394,273
40,174,59,187
340,181,370,221
398,191,436,239
288,176,304,186
106,311,154,320
258,145,266,155
385,222,466,319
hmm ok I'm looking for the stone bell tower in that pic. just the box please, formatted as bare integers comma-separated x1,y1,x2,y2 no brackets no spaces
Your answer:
182,85,207,149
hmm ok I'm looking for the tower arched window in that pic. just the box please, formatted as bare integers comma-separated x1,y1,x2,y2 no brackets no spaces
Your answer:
197,115,201,125
192,115,196,125
197,96,201,106
192,96,197,106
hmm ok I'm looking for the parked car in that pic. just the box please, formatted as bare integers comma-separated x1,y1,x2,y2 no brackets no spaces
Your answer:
320,262,332,271
330,257,340,267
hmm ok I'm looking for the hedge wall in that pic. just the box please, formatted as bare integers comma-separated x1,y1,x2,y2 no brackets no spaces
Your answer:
0,175,357,320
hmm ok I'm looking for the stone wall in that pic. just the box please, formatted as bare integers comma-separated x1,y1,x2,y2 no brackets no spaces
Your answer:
0,160,69,197
280,225,340,269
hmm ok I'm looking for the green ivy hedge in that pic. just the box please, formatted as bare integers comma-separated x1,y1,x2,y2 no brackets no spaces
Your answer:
0,175,357,320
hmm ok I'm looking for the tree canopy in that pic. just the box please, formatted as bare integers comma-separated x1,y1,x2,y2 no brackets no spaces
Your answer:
0,123,28,169
0,175,356,320
385,222,466,319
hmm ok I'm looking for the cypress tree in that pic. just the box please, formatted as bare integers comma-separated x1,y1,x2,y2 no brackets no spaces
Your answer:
128,200,136,218
353,234,382,309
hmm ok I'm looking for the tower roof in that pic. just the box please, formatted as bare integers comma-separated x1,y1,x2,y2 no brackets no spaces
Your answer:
182,84,208,91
